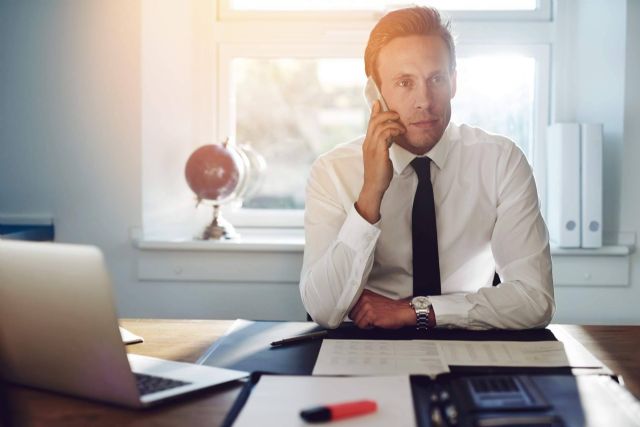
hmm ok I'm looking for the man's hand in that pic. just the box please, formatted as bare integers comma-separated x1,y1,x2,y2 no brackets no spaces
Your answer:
349,289,415,329
355,101,406,224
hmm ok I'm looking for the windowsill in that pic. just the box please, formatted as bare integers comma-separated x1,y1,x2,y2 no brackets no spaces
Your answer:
134,228,305,252
549,245,632,256
134,228,305,283
134,229,633,286
134,229,632,256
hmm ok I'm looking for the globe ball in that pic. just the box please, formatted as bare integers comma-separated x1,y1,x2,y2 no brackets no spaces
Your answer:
185,144,244,203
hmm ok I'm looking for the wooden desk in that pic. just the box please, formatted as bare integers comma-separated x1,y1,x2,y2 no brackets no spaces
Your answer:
3,321,639,427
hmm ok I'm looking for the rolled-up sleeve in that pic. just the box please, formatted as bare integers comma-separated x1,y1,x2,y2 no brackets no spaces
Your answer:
299,158,380,329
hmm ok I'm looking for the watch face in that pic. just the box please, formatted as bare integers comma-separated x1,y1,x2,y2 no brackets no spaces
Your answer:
412,296,430,310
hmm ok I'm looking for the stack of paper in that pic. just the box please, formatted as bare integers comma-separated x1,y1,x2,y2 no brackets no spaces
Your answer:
313,338,603,376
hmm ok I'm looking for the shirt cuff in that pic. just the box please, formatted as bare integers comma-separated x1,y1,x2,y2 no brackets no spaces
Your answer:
336,204,381,253
429,294,474,329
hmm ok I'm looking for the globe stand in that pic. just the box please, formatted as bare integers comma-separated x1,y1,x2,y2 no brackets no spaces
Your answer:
201,205,238,240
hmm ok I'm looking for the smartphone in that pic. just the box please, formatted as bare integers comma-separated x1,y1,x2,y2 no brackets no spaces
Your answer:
364,76,390,112
364,76,396,145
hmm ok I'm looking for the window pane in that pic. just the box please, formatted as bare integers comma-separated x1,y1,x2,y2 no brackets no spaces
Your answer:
231,0,537,12
452,56,535,159
232,54,536,210
233,58,367,209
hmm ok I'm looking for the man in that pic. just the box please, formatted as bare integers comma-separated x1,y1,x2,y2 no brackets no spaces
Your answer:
299,6,554,330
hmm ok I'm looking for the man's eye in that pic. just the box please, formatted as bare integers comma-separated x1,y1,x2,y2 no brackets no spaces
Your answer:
431,75,445,85
398,79,412,88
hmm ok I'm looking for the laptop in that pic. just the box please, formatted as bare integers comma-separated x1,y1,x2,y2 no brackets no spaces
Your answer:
0,240,247,408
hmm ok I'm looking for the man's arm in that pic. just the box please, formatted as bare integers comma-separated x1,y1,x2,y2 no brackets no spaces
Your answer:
348,289,437,329
299,169,379,329
300,102,406,329
429,143,555,330
356,101,405,224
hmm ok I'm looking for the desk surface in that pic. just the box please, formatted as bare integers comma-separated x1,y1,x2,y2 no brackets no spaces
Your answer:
3,320,639,427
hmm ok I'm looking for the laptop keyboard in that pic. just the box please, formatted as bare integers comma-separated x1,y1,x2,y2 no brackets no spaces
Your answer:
134,373,191,396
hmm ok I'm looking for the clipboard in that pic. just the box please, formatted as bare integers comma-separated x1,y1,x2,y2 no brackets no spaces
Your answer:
221,372,265,427
221,372,640,427
220,372,432,427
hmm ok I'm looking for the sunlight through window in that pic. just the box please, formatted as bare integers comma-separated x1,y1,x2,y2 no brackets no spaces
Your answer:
232,55,536,209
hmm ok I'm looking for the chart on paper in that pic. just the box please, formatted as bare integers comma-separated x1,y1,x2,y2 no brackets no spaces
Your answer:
312,339,450,376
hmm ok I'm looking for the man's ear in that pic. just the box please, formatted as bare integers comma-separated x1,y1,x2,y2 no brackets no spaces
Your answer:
450,69,457,99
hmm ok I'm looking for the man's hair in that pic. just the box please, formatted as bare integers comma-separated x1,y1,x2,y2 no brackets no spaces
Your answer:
364,6,456,85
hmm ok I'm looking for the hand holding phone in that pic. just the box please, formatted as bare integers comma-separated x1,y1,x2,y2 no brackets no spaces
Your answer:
364,76,390,112
356,76,406,224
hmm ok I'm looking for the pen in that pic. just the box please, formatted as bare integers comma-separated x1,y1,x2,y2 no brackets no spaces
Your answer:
300,399,377,423
270,330,328,347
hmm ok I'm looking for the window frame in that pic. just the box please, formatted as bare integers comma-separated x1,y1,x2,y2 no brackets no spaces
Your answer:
218,0,552,22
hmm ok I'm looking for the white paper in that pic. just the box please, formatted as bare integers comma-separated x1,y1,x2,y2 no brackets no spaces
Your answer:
313,339,450,376
233,375,417,427
313,338,603,376
119,326,144,345
437,340,601,367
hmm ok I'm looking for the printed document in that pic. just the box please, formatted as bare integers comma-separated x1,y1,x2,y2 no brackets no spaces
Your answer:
438,340,602,368
313,338,603,376
312,339,450,376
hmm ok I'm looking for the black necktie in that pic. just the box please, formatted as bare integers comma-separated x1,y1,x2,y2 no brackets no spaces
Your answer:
410,157,441,296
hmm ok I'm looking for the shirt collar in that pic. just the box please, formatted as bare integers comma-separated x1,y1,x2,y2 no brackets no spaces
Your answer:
389,122,456,175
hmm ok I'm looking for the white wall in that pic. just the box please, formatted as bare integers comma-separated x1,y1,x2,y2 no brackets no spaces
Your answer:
0,0,304,321
1,0,639,324
550,0,640,324
0,1,144,314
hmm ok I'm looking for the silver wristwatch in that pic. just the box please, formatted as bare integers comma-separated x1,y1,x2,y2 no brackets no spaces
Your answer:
410,296,431,331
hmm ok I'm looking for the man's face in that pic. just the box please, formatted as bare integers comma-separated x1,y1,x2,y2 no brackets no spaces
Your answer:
377,35,456,155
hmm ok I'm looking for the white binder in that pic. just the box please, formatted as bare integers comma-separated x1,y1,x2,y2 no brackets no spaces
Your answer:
547,123,581,248
580,123,603,248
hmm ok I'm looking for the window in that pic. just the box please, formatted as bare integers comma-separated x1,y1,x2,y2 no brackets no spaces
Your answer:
139,1,552,239
227,51,546,214
219,43,549,227
453,45,550,169
233,57,365,210
139,2,552,235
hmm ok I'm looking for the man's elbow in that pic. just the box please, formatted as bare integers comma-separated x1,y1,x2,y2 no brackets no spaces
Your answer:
307,309,343,330
300,283,343,329
528,293,555,329
496,290,555,330
303,296,343,329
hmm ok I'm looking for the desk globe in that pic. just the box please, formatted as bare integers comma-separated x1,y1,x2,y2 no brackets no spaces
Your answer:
185,138,265,239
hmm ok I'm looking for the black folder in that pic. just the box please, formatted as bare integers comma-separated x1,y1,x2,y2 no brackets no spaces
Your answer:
202,321,636,426
198,319,573,376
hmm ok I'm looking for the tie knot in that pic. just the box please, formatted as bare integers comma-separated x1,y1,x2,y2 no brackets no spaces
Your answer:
410,157,431,181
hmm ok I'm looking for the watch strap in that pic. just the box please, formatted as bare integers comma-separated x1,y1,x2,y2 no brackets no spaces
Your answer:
416,309,429,330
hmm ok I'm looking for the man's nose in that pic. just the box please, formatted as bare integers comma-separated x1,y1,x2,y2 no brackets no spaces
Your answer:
414,82,434,110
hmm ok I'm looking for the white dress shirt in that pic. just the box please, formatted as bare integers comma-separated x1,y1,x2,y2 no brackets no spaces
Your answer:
300,122,554,330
